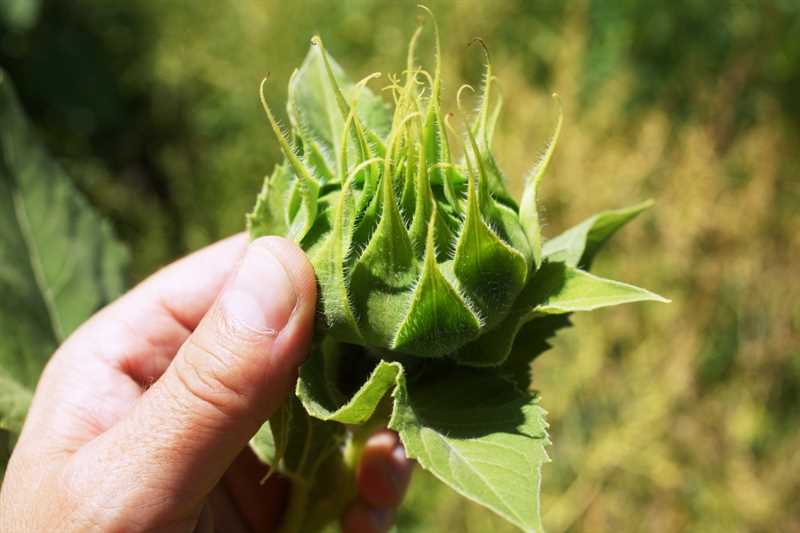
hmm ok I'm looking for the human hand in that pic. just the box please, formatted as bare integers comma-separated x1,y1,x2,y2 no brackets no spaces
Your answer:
0,235,412,532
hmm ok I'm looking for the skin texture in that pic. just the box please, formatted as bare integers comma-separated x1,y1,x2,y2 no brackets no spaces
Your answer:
0,234,412,532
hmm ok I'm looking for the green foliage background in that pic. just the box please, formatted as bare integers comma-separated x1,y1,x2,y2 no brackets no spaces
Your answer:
2,0,799,530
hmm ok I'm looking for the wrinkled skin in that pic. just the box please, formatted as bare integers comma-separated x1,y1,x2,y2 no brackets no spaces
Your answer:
0,235,412,532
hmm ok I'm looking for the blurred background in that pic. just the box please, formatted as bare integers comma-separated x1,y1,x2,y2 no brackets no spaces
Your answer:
2,0,799,530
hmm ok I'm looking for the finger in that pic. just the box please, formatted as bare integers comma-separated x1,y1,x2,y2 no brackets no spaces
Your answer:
205,485,252,533
67,236,316,525
68,233,250,385
342,431,414,533
123,232,250,330
342,501,393,533
222,447,290,532
17,234,251,452
356,431,414,508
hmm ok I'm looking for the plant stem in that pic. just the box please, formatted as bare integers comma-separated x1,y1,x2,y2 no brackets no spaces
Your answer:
276,409,391,533
277,479,310,533
343,429,368,476
276,429,367,533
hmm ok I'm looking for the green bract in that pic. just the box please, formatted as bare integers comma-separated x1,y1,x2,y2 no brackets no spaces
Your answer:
248,12,667,533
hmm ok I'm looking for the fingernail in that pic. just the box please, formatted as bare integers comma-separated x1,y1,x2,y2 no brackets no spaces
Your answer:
391,444,406,465
218,240,297,335
368,507,392,531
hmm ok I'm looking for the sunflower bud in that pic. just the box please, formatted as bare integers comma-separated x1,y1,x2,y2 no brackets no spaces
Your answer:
248,18,659,368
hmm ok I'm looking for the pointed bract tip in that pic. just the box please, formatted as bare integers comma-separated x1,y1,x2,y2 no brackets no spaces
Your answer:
425,204,439,261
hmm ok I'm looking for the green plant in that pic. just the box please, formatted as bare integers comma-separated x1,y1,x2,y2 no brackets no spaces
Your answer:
246,10,667,533
0,68,128,472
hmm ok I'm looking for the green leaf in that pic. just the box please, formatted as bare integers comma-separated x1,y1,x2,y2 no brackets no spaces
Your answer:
348,161,418,347
453,311,525,367
250,419,277,465
407,166,431,257
468,43,516,209
419,14,460,210
485,200,533,266
280,399,343,481
0,369,32,434
406,148,457,262
453,258,573,368
251,394,343,482
289,44,390,164
308,182,362,342
530,261,669,315
0,70,128,440
453,156,527,323
310,37,380,173
500,315,571,391
251,394,352,533
246,162,293,238
393,211,482,356
484,254,665,384
519,97,563,269
0,430,13,480
298,351,402,424
259,82,320,243
0,0,40,32
542,200,654,268
390,368,550,533
299,134,336,185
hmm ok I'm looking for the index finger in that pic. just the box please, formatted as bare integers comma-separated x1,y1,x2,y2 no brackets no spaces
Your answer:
19,233,252,452
66,232,250,384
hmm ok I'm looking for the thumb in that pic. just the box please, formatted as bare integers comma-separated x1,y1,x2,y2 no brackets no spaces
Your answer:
70,237,316,524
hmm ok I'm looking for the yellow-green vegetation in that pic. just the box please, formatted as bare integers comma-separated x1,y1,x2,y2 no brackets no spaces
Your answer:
400,24,800,530
243,12,669,529
2,0,798,531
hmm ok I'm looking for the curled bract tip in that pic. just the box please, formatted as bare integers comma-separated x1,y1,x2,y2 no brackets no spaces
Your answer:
442,111,459,140
258,75,270,99
456,84,476,113
468,37,491,60
356,72,382,90
248,4,664,379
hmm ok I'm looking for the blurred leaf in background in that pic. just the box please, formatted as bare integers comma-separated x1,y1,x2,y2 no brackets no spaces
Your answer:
581,0,800,148
1,0,187,275
1,0,799,531
0,0,40,33
0,70,128,470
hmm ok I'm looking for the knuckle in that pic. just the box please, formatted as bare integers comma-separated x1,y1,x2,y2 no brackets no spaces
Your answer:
173,336,254,419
